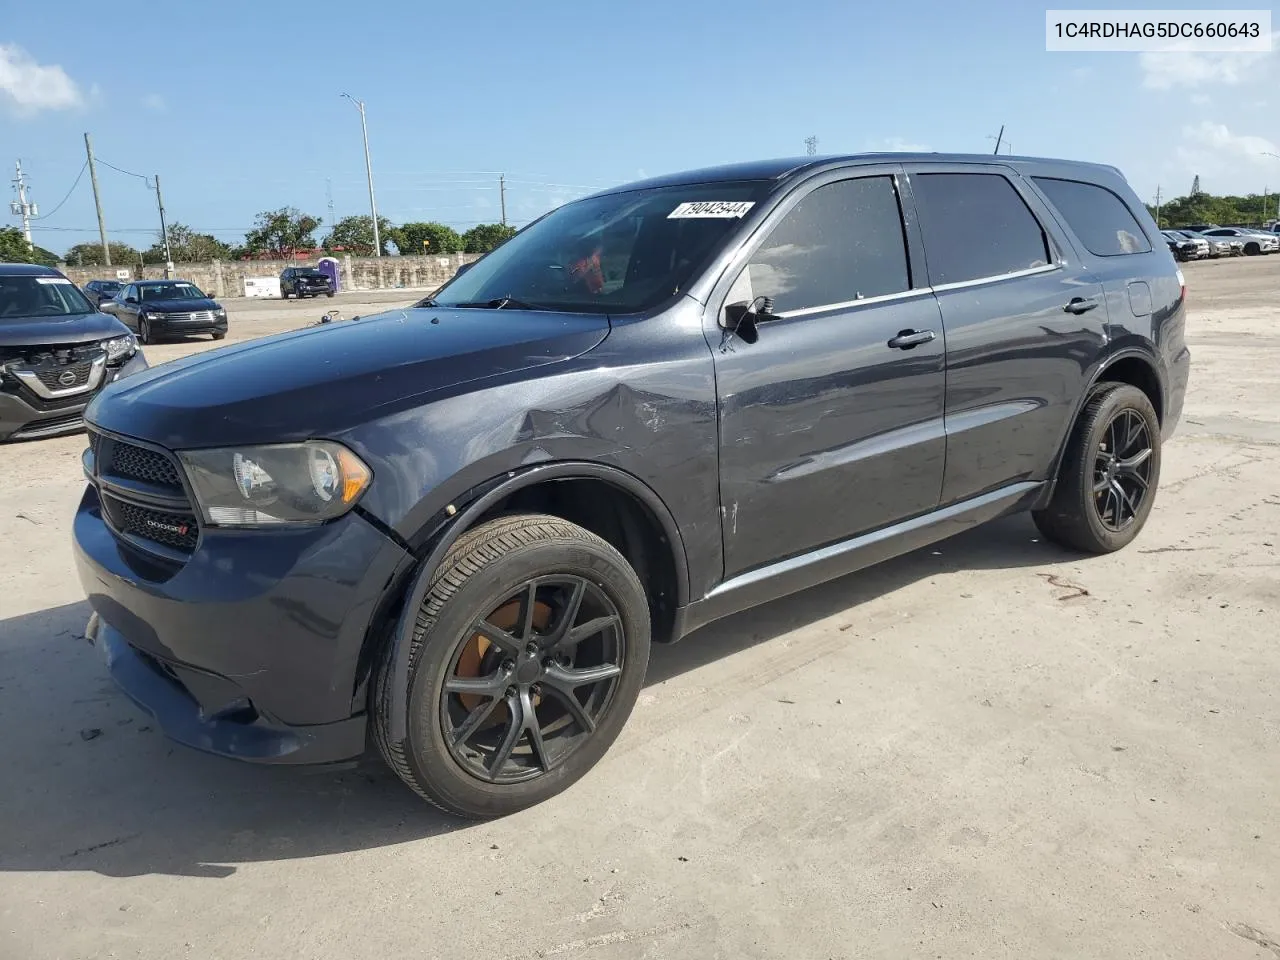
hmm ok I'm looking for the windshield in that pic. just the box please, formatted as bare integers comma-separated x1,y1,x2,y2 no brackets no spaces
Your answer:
0,274,96,320
139,283,206,301
430,181,771,314
298,270,325,278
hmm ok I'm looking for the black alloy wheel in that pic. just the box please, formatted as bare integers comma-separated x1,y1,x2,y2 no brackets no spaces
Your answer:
1092,408,1153,532
1032,383,1162,554
373,513,651,819
441,576,625,784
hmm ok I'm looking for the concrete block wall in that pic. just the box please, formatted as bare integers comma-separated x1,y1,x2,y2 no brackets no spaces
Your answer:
58,253,479,299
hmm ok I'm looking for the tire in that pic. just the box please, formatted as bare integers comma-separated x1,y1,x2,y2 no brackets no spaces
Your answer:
326,291,335,298
1033,383,1161,554
212,331,226,341
372,513,651,819
138,318,152,345
1246,242,1260,256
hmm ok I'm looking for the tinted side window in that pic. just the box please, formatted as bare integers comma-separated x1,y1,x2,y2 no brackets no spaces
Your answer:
742,176,910,313
911,173,1050,285
1032,177,1151,256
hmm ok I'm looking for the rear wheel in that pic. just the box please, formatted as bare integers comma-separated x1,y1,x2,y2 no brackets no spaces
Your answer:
373,514,651,819
1033,384,1161,554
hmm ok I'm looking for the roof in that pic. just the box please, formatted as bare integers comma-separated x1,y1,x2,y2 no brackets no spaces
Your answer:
0,262,61,276
584,152,1126,199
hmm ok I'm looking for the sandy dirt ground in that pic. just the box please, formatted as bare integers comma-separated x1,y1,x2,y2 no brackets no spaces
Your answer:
0,258,1277,959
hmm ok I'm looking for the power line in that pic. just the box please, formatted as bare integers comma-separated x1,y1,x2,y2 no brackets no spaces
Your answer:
33,161,88,220
96,158,152,186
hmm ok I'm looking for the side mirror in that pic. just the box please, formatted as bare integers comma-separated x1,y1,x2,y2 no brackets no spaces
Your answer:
723,297,780,344
125,296,138,304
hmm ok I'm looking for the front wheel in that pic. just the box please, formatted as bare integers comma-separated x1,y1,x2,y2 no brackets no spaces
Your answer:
373,514,651,819
138,318,152,345
1033,383,1161,554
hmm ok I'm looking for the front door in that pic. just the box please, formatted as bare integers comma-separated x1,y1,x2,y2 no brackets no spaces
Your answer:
708,169,947,580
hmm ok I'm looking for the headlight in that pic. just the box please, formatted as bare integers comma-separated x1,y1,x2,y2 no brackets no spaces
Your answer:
178,441,372,527
215,308,227,318
102,334,137,363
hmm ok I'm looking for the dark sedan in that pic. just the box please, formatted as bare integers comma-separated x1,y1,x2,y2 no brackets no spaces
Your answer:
83,279,125,306
101,280,228,344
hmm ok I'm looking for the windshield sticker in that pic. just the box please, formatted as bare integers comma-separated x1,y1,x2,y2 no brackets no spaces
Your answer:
668,201,755,220
35,277,74,285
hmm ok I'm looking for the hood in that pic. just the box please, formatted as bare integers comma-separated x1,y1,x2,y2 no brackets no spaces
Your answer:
86,306,610,449
139,298,221,313
0,311,130,348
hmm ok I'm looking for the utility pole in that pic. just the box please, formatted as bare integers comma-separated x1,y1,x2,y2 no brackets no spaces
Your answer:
10,160,36,252
341,94,380,256
326,177,336,228
84,133,110,266
992,124,1005,155
499,174,507,226
805,135,818,156
1154,185,1162,228
154,174,172,276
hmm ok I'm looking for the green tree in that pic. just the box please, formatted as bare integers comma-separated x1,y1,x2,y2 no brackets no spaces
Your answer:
462,223,517,254
244,207,321,259
64,241,142,267
143,223,234,264
394,221,464,256
1146,190,1279,229
322,214,395,256
0,227,58,265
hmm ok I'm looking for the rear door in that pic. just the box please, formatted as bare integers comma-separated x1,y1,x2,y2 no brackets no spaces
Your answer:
903,163,1109,506
708,165,947,578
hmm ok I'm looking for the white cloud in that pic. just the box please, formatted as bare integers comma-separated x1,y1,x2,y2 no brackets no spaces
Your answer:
1173,122,1280,192
1140,33,1277,89
1190,93,1211,105
0,43,83,116
869,137,931,153
143,93,166,112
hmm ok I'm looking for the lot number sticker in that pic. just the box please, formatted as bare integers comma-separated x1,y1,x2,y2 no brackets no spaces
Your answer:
35,277,74,285
668,201,755,219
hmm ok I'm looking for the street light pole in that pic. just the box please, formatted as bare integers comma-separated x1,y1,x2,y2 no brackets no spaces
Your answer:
1264,153,1280,221
342,93,381,257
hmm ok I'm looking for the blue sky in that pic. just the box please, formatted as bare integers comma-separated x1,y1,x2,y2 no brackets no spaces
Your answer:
3,0,1277,256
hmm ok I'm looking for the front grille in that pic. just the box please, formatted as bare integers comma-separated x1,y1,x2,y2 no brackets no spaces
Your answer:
161,310,215,322
105,440,184,490
33,360,94,391
89,428,198,557
102,494,199,552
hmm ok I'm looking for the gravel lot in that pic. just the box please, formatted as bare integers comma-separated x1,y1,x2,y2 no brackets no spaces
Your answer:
1,259,1277,959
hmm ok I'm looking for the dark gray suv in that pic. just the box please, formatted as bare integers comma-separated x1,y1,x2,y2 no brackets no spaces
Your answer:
75,154,1189,817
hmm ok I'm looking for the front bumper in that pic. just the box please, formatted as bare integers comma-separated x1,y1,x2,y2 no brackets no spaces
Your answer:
151,315,229,336
87,615,368,764
293,286,333,297
0,352,149,442
74,478,413,764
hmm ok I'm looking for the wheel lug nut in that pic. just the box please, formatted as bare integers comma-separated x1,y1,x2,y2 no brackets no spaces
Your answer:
525,643,538,656
505,686,516,698
531,684,542,696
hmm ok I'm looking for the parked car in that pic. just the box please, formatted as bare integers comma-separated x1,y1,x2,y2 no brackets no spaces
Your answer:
280,267,334,299
100,279,228,344
1161,230,1205,260
1198,227,1279,255
1,263,148,442
1175,230,1238,258
83,279,125,306
75,153,1189,817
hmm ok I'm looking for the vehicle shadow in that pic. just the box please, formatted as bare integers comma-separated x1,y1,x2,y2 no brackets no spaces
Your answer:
0,513,1075,878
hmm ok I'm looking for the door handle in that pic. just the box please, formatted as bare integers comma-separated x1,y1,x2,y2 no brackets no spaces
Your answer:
887,329,936,350
1064,296,1099,315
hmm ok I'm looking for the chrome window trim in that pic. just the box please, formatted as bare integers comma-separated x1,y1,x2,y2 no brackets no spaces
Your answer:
770,263,1062,320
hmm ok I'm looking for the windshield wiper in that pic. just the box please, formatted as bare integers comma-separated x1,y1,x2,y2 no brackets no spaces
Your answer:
455,296,546,311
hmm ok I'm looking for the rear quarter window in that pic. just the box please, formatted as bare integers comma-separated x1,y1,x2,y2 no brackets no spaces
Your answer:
1032,177,1151,257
